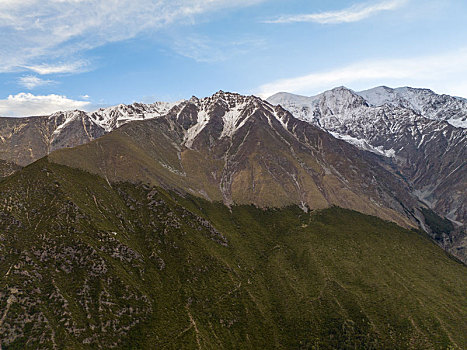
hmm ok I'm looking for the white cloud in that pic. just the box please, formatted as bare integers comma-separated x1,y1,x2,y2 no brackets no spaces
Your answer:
0,0,267,73
256,48,467,98
0,93,90,117
18,75,54,89
265,0,407,24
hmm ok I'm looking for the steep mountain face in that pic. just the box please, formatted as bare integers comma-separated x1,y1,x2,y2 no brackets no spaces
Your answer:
49,91,419,228
267,87,466,226
0,102,176,166
0,111,103,166
1,159,466,349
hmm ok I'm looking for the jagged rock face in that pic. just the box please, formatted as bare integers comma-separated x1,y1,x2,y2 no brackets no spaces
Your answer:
50,91,419,229
0,115,57,166
0,102,177,166
268,87,467,225
48,111,107,153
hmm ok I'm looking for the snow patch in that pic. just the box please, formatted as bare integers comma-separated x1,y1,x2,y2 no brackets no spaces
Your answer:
220,103,247,138
358,86,467,128
447,118,467,129
184,109,210,148
50,110,84,135
89,101,178,132
330,132,395,158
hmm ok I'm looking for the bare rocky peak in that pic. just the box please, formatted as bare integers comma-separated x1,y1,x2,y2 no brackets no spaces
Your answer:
316,86,368,112
167,91,281,147
268,87,370,125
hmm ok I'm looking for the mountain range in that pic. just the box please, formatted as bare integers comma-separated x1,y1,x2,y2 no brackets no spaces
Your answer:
0,86,464,258
0,102,174,166
0,86,466,348
48,91,418,227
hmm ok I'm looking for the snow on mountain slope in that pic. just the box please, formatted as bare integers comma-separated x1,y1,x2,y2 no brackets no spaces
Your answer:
171,91,267,148
358,86,467,128
88,101,178,132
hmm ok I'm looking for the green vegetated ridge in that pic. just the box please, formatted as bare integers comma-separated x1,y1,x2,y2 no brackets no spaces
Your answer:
0,158,466,349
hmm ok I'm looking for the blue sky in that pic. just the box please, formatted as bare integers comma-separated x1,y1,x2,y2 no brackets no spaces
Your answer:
1,0,467,116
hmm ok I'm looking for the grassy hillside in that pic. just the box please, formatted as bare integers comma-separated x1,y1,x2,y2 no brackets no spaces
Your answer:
0,159,466,349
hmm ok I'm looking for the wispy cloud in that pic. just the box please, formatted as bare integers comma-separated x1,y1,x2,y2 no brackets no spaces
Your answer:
0,0,267,74
264,0,407,24
171,35,265,63
0,93,90,117
256,48,467,98
18,76,54,89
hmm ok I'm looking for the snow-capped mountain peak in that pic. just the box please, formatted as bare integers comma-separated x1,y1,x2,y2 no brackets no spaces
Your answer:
357,86,467,128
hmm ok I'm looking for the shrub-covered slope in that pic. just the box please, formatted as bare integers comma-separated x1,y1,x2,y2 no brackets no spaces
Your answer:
0,160,21,179
0,159,466,349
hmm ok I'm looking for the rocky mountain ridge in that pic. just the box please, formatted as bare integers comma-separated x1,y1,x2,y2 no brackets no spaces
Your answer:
0,101,178,166
358,86,467,128
269,86,467,128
